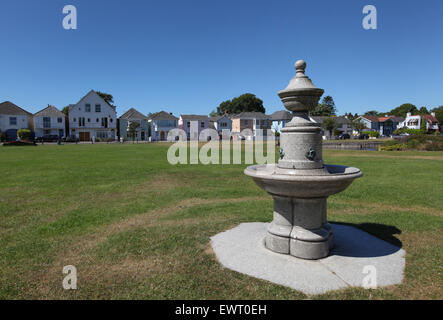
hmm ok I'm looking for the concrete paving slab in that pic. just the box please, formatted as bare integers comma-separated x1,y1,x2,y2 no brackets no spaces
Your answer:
210,222,405,295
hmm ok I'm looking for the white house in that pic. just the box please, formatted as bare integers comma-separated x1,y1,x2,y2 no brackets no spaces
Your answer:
68,90,117,141
0,101,33,140
398,112,440,132
33,105,65,138
148,111,178,141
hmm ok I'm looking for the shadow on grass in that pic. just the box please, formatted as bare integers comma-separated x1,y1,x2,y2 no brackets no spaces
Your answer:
328,222,402,258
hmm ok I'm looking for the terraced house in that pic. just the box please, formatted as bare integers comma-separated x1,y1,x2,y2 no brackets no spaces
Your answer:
179,114,210,140
0,101,33,141
118,108,149,141
148,111,178,141
230,112,272,139
68,90,117,141
33,105,65,139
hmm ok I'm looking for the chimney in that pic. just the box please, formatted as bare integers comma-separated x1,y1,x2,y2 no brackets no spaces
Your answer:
406,112,412,117
431,112,436,117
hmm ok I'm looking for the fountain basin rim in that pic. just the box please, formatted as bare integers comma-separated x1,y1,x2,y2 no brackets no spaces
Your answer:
244,164,362,182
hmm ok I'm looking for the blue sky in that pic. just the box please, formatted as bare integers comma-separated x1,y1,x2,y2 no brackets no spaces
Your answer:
0,0,442,116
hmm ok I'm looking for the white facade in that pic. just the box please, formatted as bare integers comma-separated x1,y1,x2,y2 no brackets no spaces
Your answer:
33,106,66,138
398,112,439,131
0,114,29,132
69,90,117,141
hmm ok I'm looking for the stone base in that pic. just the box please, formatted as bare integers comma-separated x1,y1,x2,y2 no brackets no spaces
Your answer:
211,222,405,295
265,229,333,259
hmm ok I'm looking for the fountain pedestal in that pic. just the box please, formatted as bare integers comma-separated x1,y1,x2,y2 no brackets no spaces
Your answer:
245,60,362,260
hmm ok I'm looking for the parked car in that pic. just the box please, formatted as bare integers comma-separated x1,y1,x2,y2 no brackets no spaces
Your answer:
35,135,60,142
338,133,350,140
358,134,369,140
63,135,79,143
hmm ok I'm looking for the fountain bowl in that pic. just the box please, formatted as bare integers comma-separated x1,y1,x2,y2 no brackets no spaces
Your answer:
244,164,362,198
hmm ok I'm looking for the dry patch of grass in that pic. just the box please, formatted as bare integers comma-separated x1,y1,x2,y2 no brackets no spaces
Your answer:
24,196,265,299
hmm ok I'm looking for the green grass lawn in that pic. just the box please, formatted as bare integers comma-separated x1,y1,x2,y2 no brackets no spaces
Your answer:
0,143,442,299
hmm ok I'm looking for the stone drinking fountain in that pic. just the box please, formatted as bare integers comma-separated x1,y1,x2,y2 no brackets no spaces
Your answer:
244,60,363,260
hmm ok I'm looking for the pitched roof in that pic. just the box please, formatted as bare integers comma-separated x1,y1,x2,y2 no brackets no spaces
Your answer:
210,115,231,122
423,114,439,123
0,101,32,116
209,115,224,122
34,105,64,117
311,116,350,124
360,115,404,123
69,90,116,111
120,108,149,120
270,110,292,121
360,115,379,122
230,112,271,120
148,111,178,120
180,114,209,121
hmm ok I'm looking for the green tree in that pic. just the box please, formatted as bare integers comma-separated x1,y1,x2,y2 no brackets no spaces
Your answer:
209,110,218,117
322,117,338,138
61,106,70,116
216,93,265,115
364,110,381,116
17,129,31,141
418,106,430,115
127,121,140,142
311,96,337,116
351,119,366,133
389,103,418,118
431,106,443,125
96,91,115,106
420,116,427,134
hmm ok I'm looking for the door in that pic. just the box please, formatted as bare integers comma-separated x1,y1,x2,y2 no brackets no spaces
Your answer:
160,131,165,141
79,132,90,141
141,131,145,141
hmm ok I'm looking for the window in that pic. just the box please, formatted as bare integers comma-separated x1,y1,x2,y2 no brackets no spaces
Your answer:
9,117,17,126
96,131,107,139
245,120,249,126
95,104,101,112
201,121,205,128
79,117,85,127
187,121,190,128
221,122,227,127
110,118,113,123
44,129,51,135
85,104,91,112
96,118,99,122
73,118,77,122
43,117,51,128
88,118,91,122
57,117,63,123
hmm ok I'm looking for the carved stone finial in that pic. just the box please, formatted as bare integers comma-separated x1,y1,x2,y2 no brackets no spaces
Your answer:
295,60,306,77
